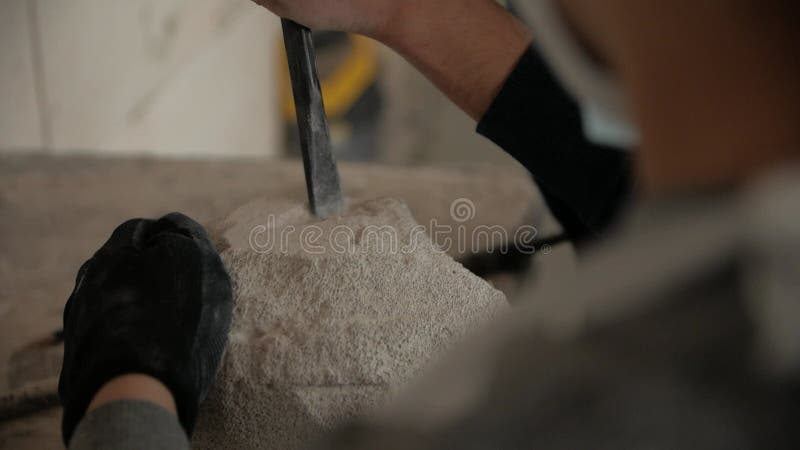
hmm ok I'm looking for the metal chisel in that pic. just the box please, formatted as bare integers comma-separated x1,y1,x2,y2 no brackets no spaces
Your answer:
281,19,345,218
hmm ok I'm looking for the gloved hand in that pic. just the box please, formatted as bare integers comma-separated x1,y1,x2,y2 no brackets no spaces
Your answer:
58,213,233,445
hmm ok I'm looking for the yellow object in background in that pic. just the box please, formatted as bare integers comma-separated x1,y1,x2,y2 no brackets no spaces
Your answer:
279,34,379,122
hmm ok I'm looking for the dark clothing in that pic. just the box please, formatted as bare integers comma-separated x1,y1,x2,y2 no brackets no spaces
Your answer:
477,48,632,242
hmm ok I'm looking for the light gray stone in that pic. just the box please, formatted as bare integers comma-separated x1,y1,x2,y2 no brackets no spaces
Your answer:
194,197,508,449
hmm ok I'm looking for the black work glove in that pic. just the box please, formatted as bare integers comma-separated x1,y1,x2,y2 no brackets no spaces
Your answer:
58,212,233,445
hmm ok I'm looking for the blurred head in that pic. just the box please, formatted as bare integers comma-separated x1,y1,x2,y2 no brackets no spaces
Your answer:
523,0,800,193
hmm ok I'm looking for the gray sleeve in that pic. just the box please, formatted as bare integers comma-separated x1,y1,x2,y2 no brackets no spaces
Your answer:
69,400,190,450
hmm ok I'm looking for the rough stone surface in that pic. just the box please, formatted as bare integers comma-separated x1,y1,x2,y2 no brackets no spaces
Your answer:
0,155,537,449
193,197,508,450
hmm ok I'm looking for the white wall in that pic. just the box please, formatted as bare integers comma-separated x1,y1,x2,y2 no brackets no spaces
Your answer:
0,0,281,158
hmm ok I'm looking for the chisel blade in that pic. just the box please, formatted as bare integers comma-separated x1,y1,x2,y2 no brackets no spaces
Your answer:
281,19,344,218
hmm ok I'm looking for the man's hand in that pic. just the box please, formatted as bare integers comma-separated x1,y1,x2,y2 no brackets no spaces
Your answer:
58,213,233,445
252,0,397,38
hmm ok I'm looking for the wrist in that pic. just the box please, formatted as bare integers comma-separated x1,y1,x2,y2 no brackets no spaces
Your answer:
88,374,177,415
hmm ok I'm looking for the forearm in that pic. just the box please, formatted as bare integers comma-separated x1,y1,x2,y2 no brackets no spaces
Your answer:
253,0,630,238
377,2,629,238
375,0,532,120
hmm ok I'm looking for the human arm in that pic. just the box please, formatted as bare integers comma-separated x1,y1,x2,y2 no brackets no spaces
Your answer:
254,0,630,239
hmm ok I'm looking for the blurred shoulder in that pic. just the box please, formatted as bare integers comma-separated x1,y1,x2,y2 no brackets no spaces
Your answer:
320,167,800,450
